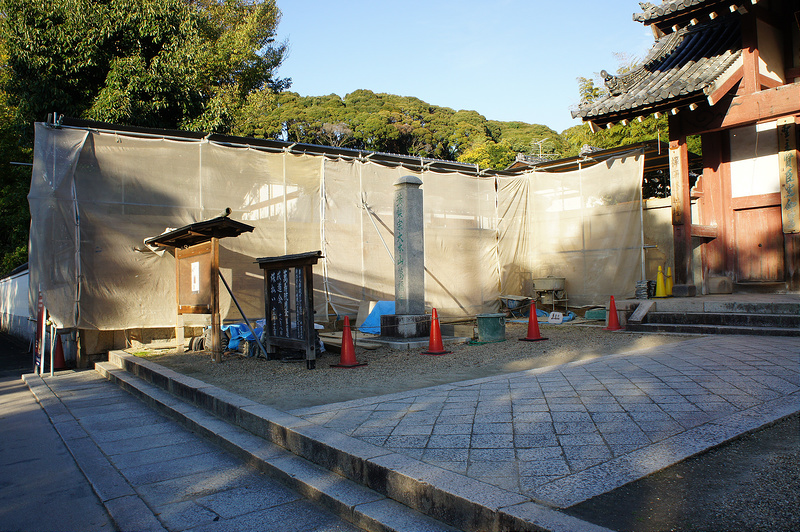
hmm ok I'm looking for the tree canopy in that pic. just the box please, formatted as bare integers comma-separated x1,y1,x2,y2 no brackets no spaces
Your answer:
0,0,289,133
235,90,571,170
236,90,501,160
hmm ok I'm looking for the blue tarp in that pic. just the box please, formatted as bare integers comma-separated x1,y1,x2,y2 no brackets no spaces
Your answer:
358,301,395,334
222,319,265,350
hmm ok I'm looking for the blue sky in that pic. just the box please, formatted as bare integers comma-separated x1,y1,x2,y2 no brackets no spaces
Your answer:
274,1,656,133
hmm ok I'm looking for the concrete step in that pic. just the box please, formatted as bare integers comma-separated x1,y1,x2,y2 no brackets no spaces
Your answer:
623,300,800,316
94,360,459,532
97,351,606,532
643,312,800,329
625,322,800,336
688,302,800,316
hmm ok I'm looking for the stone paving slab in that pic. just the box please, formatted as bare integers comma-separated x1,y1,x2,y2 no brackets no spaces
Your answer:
0,378,116,532
21,372,364,532
289,335,800,508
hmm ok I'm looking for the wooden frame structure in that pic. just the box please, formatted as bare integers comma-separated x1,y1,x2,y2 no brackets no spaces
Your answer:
256,251,322,370
145,215,254,362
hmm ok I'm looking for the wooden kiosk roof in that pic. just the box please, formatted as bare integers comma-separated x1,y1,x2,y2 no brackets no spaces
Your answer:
145,216,254,248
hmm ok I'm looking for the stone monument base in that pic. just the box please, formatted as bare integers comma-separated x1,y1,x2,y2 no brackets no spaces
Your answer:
380,314,430,339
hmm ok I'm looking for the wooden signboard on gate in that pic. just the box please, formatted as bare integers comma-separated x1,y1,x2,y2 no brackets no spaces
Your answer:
777,117,799,234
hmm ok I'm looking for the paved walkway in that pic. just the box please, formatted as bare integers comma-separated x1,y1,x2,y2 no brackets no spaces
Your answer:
4,370,361,532
0,376,115,532
290,335,800,508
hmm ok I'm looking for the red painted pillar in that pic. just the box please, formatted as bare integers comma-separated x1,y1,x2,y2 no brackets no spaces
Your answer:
669,136,693,289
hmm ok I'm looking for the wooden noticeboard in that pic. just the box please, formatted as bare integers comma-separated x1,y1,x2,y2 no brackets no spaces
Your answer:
175,238,221,360
778,117,799,234
176,241,215,314
257,251,322,370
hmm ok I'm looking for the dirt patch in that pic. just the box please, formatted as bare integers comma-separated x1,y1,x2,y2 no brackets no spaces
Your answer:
566,414,800,532
127,322,694,411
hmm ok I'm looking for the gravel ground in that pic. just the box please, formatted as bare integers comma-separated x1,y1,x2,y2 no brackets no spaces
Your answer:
127,321,692,411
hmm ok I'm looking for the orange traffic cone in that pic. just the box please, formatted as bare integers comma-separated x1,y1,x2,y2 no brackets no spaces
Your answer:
54,335,67,370
604,296,623,331
520,301,548,342
422,308,451,355
331,316,367,368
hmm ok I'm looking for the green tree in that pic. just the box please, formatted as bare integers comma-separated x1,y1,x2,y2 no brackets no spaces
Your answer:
244,90,562,167
0,0,289,133
457,142,516,170
0,39,32,276
0,0,289,275
492,121,564,159
576,76,604,104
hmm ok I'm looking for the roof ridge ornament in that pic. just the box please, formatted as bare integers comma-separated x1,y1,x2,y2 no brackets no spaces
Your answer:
601,70,622,96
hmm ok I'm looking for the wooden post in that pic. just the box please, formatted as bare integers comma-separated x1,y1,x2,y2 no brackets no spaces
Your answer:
175,252,184,353
669,136,693,288
303,263,316,369
210,237,221,363
740,12,759,95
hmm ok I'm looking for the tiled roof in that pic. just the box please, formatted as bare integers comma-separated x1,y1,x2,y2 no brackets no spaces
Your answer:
633,0,736,23
571,14,741,125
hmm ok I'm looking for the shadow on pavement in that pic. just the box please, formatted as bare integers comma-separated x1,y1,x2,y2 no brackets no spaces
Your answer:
0,332,33,378
565,414,800,531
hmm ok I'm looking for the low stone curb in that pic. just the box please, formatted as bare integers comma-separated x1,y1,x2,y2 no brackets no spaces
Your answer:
99,350,613,532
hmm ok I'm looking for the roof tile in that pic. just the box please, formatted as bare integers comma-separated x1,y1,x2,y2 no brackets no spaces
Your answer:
572,14,741,123
633,0,720,23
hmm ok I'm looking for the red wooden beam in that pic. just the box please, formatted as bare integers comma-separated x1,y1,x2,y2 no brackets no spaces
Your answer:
691,224,718,238
673,84,800,136
708,66,744,106
722,84,800,128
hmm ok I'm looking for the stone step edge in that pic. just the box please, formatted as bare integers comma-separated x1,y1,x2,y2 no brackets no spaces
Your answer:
94,361,460,532
641,311,800,321
624,323,800,336
636,302,800,315
639,312,800,327
102,351,613,532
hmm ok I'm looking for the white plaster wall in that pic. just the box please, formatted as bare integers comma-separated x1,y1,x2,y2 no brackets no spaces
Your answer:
0,270,33,342
730,121,780,198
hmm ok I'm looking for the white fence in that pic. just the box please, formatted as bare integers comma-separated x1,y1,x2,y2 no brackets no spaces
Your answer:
0,268,33,343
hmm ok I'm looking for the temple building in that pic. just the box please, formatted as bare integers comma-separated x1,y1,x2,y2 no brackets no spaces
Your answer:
573,0,800,294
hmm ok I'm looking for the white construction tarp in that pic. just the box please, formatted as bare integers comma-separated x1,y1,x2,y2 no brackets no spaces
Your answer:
498,152,645,305
28,123,644,331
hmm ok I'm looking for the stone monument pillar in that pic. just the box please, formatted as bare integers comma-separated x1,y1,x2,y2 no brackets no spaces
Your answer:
394,175,424,314
380,175,430,339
